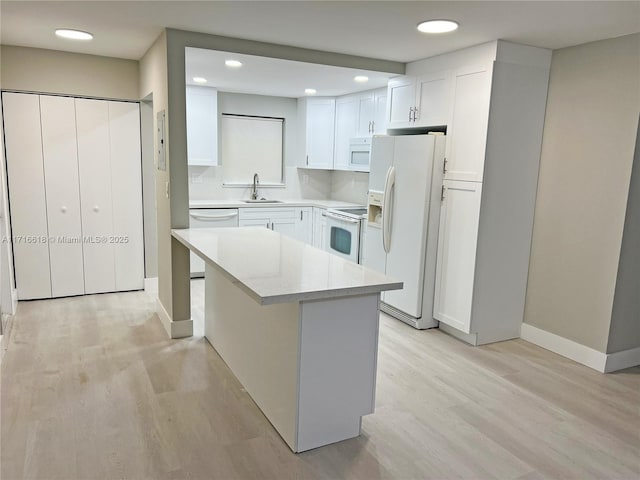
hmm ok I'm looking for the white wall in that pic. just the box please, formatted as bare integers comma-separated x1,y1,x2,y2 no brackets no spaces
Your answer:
1,45,139,100
524,33,640,353
188,92,332,202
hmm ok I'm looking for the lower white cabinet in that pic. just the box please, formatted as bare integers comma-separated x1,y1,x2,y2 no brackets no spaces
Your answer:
2,92,144,300
239,207,312,243
312,207,327,250
433,180,483,334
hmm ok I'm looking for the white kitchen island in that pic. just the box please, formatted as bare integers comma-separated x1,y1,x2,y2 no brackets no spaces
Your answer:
172,227,402,452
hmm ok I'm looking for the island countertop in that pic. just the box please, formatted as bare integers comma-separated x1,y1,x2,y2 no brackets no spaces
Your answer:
172,227,403,305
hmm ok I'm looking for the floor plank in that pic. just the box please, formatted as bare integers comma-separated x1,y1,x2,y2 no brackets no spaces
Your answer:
1,280,638,479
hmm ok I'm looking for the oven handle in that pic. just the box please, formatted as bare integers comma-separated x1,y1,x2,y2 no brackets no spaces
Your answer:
325,212,361,225
382,166,396,253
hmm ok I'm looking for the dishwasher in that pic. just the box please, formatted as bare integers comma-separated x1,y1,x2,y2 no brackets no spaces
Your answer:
189,208,239,277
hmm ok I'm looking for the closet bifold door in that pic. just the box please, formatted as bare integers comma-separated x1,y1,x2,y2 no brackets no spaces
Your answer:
75,98,116,294
2,92,52,299
40,95,85,297
108,101,144,291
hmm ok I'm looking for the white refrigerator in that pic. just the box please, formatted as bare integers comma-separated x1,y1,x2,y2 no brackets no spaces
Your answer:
363,134,445,329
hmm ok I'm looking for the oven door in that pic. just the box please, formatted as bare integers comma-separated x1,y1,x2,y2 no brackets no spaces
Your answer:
325,212,361,263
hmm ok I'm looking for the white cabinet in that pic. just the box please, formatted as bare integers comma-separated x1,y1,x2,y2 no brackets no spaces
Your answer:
434,181,483,334
186,86,218,166
445,65,492,182
333,96,359,171
386,71,451,129
2,93,52,300
313,207,327,250
301,98,335,169
239,207,312,244
2,92,144,300
357,88,387,136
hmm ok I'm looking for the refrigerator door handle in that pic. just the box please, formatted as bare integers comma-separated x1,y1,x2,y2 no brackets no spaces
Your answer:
382,165,396,253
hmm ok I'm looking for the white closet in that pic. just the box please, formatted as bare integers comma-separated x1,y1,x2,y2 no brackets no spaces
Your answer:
2,92,144,300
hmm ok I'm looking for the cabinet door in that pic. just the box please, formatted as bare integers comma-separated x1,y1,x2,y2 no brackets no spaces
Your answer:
445,66,492,182
40,95,85,298
2,92,52,299
186,86,218,166
334,96,359,170
372,89,387,134
305,99,335,169
76,98,116,294
434,180,483,334
271,217,297,239
294,207,313,244
386,76,415,129
109,101,144,291
357,93,374,136
414,70,451,127
312,208,327,249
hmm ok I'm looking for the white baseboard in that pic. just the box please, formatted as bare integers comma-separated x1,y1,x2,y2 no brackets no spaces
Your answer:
605,346,640,373
144,277,158,295
521,323,607,372
156,298,193,339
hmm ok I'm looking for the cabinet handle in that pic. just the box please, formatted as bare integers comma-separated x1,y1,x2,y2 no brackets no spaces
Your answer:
306,155,309,166
93,205,99,212
60,206,67,213
300,210,303,221
371,120,375,132
413,107,419,122
409,107,414,121
441,185,446,201
266,221,269,229
271,223,274,230
443,158,448,175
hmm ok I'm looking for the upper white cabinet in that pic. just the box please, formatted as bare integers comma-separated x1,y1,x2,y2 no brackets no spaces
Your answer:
357,88,387,136
333,96,359,171
300,98,335,169
186,86,218,166
444,65,492,182
2,92,145,300
386,71,452,129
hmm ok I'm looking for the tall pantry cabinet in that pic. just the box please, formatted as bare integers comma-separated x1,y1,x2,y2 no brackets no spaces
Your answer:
406,41,553,345
2,92,144,300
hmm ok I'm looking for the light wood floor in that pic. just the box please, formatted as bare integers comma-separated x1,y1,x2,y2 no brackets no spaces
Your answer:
1,280,639,480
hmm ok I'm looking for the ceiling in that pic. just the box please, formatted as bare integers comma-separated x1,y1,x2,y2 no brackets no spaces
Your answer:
1,1,639,63
185,48,393,97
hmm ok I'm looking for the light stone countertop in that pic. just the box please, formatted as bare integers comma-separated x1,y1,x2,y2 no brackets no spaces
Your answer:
188,199,364,209
172,227,402,305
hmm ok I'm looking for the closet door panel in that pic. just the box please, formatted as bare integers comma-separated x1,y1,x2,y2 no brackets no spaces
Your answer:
40,95,85,297
108,101,144,291
75,98,116,294
2,92,52,299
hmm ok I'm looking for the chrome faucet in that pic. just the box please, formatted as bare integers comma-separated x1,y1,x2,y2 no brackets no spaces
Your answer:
250,173,260,200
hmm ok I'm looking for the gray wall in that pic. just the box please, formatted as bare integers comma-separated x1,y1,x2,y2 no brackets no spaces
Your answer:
524,33,640,352
1,45,139,100
608,117,640,354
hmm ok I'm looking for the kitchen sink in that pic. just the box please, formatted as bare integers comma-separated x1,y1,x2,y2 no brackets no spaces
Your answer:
242,199,283,203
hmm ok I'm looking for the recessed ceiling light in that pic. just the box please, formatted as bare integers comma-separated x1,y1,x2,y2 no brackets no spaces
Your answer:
55,29,93,40
417,20,459,34
225,60,243,68
354,76,369,83
304,88,317,95
193,77,208,84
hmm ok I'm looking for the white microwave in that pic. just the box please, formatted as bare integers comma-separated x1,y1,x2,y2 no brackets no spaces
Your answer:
348,137,372,172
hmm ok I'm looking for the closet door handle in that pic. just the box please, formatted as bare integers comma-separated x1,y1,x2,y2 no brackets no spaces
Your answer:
93,205,100,212
60,206,68,213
